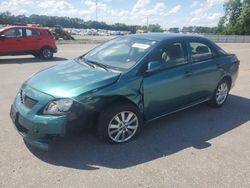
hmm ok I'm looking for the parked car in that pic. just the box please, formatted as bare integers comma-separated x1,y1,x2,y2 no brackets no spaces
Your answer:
10,34,239,150
0,26,57,59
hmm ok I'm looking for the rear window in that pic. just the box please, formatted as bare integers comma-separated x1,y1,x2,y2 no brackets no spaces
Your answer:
218,47,228,56
190,42,215,62
45,30,53,36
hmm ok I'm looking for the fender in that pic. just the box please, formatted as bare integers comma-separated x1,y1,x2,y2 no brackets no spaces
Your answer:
74,76,144,114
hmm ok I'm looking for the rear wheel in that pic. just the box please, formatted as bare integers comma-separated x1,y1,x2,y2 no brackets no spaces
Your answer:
97,103,143,143
40,47,53,59
209,79,230,107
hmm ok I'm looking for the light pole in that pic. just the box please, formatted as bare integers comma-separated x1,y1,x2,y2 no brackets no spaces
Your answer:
147,15,149,32
96,0,98,22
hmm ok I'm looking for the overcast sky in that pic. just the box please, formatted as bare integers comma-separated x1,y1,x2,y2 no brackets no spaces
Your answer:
0,0,228,28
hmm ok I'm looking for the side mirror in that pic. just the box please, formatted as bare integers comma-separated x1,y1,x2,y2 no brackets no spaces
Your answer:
0,35,6,40
146,61,161,73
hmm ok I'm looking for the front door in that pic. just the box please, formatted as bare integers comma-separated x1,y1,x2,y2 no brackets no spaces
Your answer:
143,41,193,120
0,28,25,53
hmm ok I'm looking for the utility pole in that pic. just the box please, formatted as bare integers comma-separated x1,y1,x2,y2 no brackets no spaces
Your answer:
96,0,98,22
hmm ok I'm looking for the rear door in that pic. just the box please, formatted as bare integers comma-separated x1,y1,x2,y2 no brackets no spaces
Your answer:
0,28,25,53
143,40,193,120
23,28,41,51
188,40,222,101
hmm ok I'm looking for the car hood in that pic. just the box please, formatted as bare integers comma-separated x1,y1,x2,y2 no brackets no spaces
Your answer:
26,60,121,97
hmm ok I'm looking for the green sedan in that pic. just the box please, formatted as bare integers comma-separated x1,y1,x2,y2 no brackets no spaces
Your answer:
10,34,239,150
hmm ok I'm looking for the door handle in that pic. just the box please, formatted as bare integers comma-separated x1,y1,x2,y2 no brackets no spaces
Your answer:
185,71,192,77
37,38,42,40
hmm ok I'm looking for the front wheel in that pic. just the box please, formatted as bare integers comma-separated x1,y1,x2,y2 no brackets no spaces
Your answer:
209,79,230,107
97,103,143,143
40,47,54,59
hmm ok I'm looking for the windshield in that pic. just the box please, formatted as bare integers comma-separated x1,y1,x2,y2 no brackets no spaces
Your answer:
84,36,157,70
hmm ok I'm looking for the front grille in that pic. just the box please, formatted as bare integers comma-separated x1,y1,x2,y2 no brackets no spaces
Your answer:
16,121,28,134
20,90,38,109
20,90,24,103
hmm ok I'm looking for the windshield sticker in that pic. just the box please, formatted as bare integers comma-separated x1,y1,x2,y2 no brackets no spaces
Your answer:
132,43,150,50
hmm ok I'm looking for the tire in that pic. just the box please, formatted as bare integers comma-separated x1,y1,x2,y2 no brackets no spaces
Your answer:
209,78,230,108
97,102,143,144
40,47,54,59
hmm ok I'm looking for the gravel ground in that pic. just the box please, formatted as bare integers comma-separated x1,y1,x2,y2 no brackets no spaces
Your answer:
0,42,249,188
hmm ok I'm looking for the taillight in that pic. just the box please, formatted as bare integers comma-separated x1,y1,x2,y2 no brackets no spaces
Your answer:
236,59,240,64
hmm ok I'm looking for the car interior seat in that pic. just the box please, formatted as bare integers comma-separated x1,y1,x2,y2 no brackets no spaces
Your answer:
14,29,21,37
162,44,184,67
196,46,209,54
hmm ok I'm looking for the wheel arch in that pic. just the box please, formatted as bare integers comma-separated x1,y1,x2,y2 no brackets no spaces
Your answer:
40,45,53,51
222,75,232,89
97,95,142,113
89,95,142,124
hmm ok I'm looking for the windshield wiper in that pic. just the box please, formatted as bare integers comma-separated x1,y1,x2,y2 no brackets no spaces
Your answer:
75,57,95,68
78,57,122,72
85,60,111,72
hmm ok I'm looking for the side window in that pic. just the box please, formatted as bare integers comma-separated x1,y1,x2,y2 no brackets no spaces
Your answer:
3,29,23,38
152,42,188,69
190,42,215,62
26,29,40,37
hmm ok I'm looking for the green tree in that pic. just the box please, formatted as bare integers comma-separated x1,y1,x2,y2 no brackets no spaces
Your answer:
244,0,250,6
216,16,226,34
141,24,164,32
0,12,16,24
0,12,144,33
217,0,250,34
235,5,250,34
182,26,194,33
224,0,243,26
168,28,179,33
148,24,164,32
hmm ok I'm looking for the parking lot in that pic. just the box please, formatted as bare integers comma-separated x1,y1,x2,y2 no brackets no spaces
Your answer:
0,42,250,188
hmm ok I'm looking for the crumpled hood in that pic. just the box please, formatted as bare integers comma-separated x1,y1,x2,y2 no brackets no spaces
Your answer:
26,60,121,97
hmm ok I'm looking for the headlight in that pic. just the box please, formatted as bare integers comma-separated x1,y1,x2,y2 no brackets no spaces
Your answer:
43,99,73,115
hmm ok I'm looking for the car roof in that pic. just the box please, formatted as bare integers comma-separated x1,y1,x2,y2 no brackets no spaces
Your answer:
129,33,209,42
1,26,47,30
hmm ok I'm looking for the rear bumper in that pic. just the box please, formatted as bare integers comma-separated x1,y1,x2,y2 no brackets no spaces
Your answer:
231,64,239,89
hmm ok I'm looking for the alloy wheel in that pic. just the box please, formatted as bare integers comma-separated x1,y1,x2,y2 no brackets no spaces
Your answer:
108,111,139,143
216,82,228,105
42,48,52,58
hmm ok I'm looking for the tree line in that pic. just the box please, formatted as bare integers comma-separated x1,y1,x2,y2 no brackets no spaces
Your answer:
174,0,250,35
0,11,163,33
217,0,250,35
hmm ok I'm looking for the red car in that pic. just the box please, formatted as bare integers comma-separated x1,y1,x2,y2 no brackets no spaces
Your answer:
0,26,57,59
